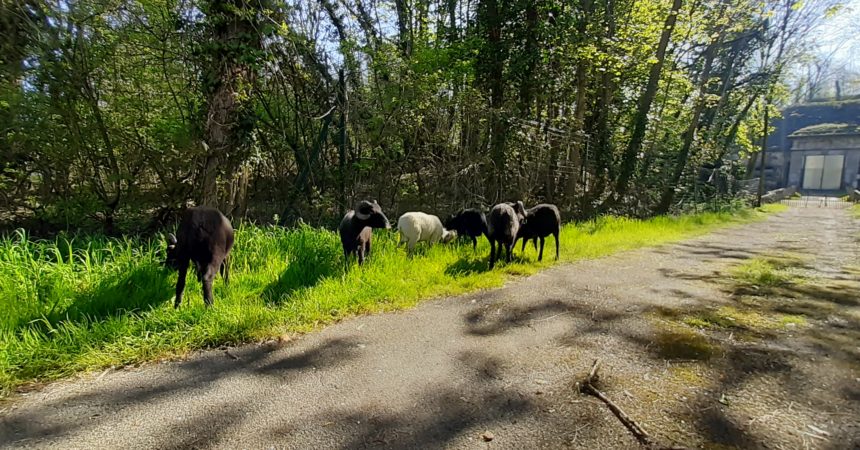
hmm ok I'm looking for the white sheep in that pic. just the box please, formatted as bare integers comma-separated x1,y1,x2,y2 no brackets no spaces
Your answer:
397,212,457,253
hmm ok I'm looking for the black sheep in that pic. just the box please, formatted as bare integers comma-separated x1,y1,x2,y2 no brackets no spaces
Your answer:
487,201,525,269
517,203,561,261
339,200,390,267
444,208,489,250
165,206,234,308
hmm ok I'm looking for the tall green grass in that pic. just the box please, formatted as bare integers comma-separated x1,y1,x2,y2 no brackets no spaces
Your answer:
0,205,783,395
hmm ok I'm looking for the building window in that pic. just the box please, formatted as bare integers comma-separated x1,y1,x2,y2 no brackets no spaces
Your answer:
803,155,843,190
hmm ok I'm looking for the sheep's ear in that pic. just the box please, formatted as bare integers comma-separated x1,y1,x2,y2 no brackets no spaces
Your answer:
355,203,371,220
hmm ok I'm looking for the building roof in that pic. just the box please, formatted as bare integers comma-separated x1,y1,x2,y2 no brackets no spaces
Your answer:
789,123,860,138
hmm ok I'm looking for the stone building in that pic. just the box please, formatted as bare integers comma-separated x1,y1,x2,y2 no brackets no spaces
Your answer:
786,124,860,193
754,98,860,194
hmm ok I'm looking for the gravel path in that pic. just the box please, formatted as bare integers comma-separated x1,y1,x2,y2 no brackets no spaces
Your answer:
2,207,858,449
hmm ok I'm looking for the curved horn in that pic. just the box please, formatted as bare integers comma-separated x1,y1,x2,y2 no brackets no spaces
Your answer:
167,233,177,245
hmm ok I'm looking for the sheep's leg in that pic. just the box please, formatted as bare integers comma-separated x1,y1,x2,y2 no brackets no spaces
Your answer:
202,264,217,307
194,261,205,282
365,239,372,258
357,244,366,266
471,236,478,251
489,240,496,269
538,237,545,261
520,237,527,254
506,242,514,262
174,260,189,309
554,231,560,259
220,255,230,287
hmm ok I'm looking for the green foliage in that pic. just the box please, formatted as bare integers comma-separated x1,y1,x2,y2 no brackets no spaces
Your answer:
0,0,823,231
0,207,772,395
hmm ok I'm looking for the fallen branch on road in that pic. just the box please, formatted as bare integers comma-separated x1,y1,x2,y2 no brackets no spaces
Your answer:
578,359,687,450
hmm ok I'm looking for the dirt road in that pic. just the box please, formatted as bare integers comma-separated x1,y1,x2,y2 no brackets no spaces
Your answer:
2,207,858,449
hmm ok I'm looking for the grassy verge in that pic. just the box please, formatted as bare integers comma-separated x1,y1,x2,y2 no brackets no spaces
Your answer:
0,205,784,396
852,203,860,218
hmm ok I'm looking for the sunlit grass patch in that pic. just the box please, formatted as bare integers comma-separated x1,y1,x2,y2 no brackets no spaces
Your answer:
779,315,807,327
729,255,806,290
668,364,706,385
0,206,777,395
757,203,788,214
682,306,806,332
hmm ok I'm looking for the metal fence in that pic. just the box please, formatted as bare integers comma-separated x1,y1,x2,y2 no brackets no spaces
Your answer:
780,195,854,209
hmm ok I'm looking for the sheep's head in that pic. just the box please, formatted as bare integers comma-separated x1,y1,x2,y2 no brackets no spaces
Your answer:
506,200,526,221
441,229,458,243
164,233,180,270
355,200,390,229
443,213,457,231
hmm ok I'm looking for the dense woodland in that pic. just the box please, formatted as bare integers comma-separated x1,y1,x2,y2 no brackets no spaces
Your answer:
0,0,842,234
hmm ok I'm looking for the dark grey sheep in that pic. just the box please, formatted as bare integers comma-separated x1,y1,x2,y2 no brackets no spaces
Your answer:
165,206,234,308
517,203,561,261
444,208,489,250
487,201,525,269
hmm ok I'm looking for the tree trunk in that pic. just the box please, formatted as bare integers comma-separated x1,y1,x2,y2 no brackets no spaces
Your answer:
756,99,769,207
478,0,508,202
722,92,759,152
564,0,593,208
613,0,683,202
394,0,411,56
581,0,618,214
200,0,261,209
338,70,349,214
656,40,718,214
517,1,539,115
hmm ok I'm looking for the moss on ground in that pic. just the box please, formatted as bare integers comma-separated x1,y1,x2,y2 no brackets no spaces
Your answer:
682,306,806,332
668,364,706,385
728,255,807,290
653,324,720,361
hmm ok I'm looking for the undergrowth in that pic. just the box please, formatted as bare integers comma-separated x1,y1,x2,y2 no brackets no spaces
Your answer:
0,205,782,395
